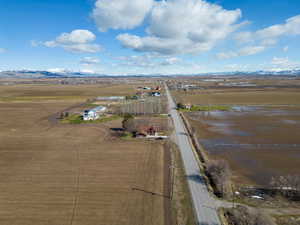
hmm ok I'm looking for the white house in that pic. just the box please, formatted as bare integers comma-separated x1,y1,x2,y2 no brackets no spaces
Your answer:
83,106,107,121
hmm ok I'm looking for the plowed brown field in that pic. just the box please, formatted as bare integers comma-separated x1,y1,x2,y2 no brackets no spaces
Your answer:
0,84,167,225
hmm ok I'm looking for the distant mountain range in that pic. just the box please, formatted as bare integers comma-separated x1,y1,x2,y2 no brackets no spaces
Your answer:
0,70,101,79
0,69,300,78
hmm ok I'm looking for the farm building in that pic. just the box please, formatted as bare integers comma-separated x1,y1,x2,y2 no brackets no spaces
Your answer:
83,106,107,121
134,124,167,139
123,117,168,137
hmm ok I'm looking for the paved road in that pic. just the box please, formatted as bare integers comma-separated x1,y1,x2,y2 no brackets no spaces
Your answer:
165,84,222,225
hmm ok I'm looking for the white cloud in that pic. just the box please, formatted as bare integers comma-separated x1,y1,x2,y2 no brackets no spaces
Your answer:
234,31,253,44
80,57,100,65
92,0,153,32
235,14,300,44
216,51,238,60
117,34,190,55
63,44,101,53
117,0,242,55
272,57,290,66
160,57,181,66
217,45,265,59
222,15,300,58
117,54,156,68
47,68,70,73
239,46,265,56
44,30,102,53
257,15,300,39
46,68,96,74
221,16,300,58
283,46,289,52
30,40,41,47
260,39,277,46
270,57,299,71
79,69,96,74
0,48,6,53
56,30,96,44
258,57,300,72
224,64,251,71
116,54,182,68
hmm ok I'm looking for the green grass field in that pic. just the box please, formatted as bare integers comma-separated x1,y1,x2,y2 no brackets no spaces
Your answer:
179,105,232,112
61,114,122,124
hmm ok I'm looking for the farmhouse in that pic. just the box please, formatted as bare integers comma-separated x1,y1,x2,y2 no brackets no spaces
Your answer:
123,117,168,138
83,106,107,121
135,125,157,137
135,125,168,139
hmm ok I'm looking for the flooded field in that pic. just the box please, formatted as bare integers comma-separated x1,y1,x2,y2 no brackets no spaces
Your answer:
187,106,300,186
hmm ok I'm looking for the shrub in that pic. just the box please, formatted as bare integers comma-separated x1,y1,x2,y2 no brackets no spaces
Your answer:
191,105,231,111
206,160,231,197
122,113,134,130
177,102,185,109
225,206,274,225
270,175,300,199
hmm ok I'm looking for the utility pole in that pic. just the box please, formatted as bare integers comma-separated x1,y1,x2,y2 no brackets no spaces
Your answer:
231,184,235,209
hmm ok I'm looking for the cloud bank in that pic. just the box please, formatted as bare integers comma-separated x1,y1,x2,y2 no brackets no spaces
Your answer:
92,0,242,55
217,14,300,59
235,15,300,44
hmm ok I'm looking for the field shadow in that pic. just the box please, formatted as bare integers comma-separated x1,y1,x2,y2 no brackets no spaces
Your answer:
187,174,206,184
132,187,170,199
110,128,124,132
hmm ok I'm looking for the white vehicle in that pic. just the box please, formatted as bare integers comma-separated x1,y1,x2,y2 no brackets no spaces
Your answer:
251,195,264,200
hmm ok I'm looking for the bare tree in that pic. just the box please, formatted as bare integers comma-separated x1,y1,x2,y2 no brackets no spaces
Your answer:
206,160,231,197
122,114,135,131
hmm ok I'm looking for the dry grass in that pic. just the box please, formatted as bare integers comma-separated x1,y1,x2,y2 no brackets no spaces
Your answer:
0,84,137,102
0,85,167,225
173,88,300,105
274,214,300,225
170,142,196,225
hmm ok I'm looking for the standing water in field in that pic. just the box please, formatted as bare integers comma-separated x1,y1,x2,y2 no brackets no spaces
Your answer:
188,106,300,186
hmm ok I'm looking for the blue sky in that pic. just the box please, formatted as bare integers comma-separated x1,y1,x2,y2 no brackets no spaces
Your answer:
0,0,300,75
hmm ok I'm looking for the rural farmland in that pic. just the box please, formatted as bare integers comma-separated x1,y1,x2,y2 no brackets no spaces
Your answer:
0,83,170,225
2,0,300,224
172,79,300,188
